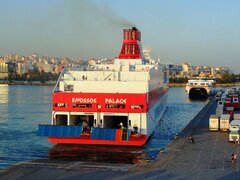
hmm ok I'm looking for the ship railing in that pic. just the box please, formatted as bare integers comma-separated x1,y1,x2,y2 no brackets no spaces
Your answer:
52,68,67,93
55,65,153,84
65,65,116,72
61,70,149,82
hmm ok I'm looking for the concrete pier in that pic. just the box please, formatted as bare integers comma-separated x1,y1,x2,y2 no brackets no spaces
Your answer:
1,99,239,179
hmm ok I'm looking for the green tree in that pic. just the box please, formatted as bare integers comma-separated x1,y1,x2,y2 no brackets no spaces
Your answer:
216,72,236,83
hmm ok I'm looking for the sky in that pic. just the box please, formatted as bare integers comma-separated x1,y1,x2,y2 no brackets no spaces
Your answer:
0,0,240,73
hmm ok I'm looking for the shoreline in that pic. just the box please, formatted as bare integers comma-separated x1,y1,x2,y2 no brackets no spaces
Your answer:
0,81,56,86
169,82,240,87
1,82,240,87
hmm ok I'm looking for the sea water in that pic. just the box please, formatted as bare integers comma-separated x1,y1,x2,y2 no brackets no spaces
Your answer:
0,85,208,169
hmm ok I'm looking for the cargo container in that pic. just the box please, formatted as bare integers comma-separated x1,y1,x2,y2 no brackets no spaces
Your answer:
209,115,219,131
220,114,230,131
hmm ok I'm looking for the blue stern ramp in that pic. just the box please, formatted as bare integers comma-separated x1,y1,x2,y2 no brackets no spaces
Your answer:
37,125,82,137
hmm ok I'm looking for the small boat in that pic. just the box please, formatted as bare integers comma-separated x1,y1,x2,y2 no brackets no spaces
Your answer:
186,78,216,99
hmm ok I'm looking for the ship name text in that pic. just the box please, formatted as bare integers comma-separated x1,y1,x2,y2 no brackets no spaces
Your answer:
71,97,127,104
105,98,127,104
72,98,97,104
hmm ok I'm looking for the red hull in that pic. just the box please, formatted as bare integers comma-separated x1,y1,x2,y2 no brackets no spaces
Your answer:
48,134,147,146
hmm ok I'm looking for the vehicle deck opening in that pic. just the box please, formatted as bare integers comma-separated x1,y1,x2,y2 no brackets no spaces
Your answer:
103,115,128,129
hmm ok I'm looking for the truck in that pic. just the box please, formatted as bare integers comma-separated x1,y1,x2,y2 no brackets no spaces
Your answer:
229,120,240,132
226,107,234,120
209,115,219,131
229,131,240,143
216,108,223,118
216,101,224,117
220,114,230,131
215,92,221,101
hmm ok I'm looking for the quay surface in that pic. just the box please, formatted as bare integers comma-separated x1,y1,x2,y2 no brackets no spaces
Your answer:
1,98,240,179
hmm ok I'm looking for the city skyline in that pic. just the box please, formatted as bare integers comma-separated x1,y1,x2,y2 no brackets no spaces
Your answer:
1,0,240,73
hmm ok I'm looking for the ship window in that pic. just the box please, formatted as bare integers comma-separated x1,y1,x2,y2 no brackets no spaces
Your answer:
55,103,67,107
130,105,143,109
72,104,92,108
54,115,67,125
201,83,205,85
190,83,193,85
69,115,82,125
64,84,74,92
69,115,94,127
105,104,125,109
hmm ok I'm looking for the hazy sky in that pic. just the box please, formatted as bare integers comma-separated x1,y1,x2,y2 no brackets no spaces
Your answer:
1,0,240,73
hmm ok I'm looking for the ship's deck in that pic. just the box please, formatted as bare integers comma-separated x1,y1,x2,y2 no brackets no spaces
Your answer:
1,99,240,179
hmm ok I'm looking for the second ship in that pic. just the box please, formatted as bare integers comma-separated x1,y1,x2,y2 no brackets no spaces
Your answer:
37,27,169,146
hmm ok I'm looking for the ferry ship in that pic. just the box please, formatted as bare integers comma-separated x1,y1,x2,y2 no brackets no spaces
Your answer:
186,78,216,99
37,27,169,146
